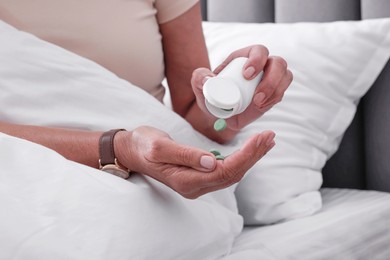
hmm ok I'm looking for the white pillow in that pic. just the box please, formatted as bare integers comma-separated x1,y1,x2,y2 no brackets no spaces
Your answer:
0,20,242,259
202,19,390,224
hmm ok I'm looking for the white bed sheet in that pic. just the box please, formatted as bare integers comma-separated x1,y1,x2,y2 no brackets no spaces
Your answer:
225,188,390,260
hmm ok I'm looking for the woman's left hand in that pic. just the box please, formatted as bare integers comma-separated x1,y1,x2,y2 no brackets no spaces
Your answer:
191,45,293,131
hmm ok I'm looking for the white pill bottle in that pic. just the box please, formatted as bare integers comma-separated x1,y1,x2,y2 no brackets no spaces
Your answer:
203,57,263,119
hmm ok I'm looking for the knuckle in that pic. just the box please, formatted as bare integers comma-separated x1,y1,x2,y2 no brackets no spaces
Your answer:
192,68,214,87
192,67,204,76
191,69,201,84
174,182,195,197
177,147,194,164
146,140,164,161
272,92,284,104
269,88,283,102
271,56,288,70
261,45,270,56
192,67,209,80
220,167,242,185
245,150,259,164
254,44,269,55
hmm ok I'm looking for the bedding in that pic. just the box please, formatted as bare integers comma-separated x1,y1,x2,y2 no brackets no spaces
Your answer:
5,127,390,259
227,188,390,260
0,133,240,260
1,14,390,259
0,20,242,260
202,19,390,224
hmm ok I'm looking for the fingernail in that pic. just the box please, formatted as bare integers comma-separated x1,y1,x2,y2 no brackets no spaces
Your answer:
244,66,256,79
254,92,266,107
200,155,215,170
257,133,275,147
256,136,263,148
265,140,276,154
266,133,276,146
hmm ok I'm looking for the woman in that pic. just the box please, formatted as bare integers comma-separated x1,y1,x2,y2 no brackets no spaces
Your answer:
0,0,292,198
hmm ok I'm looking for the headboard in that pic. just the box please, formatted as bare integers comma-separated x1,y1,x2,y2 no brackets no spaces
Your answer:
200,0,390,192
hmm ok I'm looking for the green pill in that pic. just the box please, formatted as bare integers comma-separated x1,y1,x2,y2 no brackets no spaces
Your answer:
214,118,227,131
215,155,225,160
209,149,221,156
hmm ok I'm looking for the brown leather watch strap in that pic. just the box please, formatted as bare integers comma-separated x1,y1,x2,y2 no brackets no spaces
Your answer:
99,129,126,166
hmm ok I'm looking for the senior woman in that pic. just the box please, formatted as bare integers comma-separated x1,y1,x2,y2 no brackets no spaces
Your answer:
0,0,292,199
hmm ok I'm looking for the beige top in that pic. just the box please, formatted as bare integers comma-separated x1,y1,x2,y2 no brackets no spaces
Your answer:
0,0,198,101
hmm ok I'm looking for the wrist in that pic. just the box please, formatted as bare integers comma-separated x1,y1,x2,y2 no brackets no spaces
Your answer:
99,129,131,179
113,129,133,172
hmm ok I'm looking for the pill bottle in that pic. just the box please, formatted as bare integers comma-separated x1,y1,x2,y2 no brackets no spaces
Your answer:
203,57,263,119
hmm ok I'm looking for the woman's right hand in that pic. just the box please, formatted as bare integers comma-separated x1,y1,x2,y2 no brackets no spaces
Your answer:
114,126,275,199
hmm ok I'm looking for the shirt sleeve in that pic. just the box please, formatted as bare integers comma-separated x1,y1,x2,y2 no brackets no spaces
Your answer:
155,0,199,24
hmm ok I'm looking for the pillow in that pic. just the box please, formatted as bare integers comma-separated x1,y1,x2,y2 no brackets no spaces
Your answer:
202,18,390,225
0,20,242,259
0,132,239,260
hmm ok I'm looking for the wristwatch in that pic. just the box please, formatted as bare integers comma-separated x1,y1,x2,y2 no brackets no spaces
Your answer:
99,129,131,179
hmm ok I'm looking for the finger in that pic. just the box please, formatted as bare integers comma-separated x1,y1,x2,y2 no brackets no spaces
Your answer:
260,68,293,109
162,131,276,199
156,139,217,172
202,130,276,187
217,130,275,184
253,56,288,108
242,45,269,80
188,133,276,198
191,67,216,92
213,45,269,77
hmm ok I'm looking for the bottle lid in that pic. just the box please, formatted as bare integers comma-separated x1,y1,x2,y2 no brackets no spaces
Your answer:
203,77,241,118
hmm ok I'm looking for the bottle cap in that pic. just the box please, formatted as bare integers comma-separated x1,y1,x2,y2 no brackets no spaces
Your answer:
203,77,241,119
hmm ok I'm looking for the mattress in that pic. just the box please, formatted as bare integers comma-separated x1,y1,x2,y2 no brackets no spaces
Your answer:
225,188,390,259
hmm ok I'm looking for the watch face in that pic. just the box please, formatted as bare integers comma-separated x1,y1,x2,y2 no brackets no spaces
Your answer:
101,164,130,179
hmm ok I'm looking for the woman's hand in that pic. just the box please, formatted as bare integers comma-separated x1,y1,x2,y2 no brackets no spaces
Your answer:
0,122,275,199
192,45,293,131
114,126,275,199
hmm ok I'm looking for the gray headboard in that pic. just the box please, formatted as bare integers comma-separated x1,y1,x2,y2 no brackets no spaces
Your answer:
200,0,390,192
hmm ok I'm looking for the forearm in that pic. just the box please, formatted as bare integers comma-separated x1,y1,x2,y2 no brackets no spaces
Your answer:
0,121,102,168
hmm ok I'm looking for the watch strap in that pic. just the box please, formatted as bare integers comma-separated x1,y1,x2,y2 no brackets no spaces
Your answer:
99,129,126,166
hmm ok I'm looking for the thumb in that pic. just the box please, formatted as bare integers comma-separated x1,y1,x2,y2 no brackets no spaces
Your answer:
158,139,217,172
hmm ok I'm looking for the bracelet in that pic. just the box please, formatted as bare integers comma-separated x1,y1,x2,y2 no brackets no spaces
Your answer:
99,129,130,179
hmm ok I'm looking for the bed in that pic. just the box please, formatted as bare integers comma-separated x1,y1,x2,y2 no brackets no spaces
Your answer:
1,0,390,259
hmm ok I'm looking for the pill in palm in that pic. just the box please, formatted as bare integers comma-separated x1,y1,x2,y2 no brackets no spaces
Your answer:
214,118,227,131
